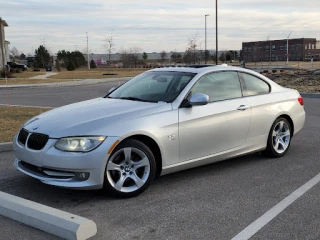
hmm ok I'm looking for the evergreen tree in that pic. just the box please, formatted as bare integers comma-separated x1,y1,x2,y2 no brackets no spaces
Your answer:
35,45,51,68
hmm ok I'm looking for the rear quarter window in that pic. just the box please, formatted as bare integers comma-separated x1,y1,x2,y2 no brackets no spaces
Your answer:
241,73,270,96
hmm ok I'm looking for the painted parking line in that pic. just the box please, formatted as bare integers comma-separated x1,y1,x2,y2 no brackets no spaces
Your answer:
231,172,320,240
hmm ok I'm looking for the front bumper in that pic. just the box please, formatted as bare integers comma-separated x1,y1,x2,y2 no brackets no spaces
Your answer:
13,135,120,190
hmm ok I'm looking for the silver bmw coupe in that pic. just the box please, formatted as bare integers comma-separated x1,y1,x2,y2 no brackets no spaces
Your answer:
14,65,305,197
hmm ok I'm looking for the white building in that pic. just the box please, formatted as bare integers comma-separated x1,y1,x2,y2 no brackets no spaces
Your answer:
5,40,10,62
0,17,9,71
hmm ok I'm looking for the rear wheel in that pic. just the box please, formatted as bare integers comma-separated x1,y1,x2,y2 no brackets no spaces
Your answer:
263,117,292,158
103,139,156,198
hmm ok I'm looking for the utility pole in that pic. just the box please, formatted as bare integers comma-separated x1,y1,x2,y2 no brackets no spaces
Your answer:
205,14,209,64
215,0,218,65
86,32,90,69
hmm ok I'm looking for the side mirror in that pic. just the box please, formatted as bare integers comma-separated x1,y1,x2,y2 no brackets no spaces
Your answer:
109,87,116,93
189,93,209,106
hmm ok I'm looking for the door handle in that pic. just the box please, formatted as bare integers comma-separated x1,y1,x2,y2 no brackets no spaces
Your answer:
237,105,249,111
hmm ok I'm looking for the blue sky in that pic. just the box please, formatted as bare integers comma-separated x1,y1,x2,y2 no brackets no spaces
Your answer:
1,0,319,55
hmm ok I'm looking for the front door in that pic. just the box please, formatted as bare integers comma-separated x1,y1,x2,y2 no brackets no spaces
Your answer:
178,71,251,162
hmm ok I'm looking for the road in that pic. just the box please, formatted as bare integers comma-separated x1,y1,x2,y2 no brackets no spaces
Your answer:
0,98,319,239
0,80,124,108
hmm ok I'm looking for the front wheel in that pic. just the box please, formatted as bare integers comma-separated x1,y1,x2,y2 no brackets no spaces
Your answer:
263,117,292,158
103,139,156,198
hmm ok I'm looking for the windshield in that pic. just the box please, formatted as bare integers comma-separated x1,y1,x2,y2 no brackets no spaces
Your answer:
107,71,196,103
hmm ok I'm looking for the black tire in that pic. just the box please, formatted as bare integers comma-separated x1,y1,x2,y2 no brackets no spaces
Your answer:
103,139,156,198
262,117,292,158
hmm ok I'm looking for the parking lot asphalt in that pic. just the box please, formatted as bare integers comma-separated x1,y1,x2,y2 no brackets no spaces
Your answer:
0,81,125,108
0,98,319,239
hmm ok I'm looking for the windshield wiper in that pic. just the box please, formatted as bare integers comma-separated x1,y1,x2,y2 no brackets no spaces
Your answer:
117,97,153,102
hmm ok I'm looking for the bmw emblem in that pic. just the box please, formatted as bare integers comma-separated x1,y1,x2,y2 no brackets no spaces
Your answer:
33,125,40,130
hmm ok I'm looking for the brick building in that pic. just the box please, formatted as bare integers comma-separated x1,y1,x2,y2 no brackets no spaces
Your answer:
242,38,320,62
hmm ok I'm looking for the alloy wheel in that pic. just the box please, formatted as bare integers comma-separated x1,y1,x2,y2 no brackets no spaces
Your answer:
106,147,150,193
272,120,291,154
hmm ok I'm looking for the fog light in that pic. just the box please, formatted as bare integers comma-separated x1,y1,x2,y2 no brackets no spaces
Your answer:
74,172,90,181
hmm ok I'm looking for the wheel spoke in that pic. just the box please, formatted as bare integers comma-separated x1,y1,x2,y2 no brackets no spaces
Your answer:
123,148,132,162
114,174,128,191
272,130,277,137
130,173,145,188
278,121,284,131
281,130,290,138
273,139,280,150
132,157,149,170
107,162,121,172
279,138,288,150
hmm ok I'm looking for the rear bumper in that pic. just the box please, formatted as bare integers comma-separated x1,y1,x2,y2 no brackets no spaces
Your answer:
293,109,306,136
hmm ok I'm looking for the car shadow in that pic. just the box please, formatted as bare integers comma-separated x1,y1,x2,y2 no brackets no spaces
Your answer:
3,152,268,209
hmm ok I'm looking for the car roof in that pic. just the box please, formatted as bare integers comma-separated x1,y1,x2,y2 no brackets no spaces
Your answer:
147,65,284,92
147,65,252,74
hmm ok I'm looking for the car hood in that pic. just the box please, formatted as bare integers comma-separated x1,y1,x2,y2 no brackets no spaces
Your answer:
23,98,172,138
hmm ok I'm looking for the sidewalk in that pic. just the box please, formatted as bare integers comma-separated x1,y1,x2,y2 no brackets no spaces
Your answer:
29,72,59,79
0,77,131,88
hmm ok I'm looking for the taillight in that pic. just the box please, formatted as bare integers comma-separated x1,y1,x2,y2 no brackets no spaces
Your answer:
298,96,304,106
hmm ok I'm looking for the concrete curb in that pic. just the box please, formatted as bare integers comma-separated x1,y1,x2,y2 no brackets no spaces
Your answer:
0,77,131,89
0,191,97,240
0,142,13,152
300,93,320,98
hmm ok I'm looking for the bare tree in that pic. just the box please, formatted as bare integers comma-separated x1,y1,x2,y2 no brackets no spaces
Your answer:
185,32,200,64
103,31,116,66
120,47,143,68
160,51,167,62
10,46,20,60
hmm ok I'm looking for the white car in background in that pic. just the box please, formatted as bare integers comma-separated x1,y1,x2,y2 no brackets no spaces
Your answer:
13,65,305,197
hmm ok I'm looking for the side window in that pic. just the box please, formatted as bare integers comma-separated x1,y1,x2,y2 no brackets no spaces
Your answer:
191,72,242,102
242,73,270,96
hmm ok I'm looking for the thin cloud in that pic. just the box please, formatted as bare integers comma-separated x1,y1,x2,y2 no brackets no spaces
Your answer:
1,0,319,54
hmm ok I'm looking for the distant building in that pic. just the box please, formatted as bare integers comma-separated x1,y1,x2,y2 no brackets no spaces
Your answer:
242,38,320,62
83,50,226,65
0,17,9,71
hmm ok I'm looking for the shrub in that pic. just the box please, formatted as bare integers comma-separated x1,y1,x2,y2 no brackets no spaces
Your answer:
263,70,269,73
280,69,286,73
272,69,277,73
67,61,76,71
0,70,13,78
90,60,97,69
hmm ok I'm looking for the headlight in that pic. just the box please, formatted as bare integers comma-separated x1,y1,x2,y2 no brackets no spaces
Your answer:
55,136,106,152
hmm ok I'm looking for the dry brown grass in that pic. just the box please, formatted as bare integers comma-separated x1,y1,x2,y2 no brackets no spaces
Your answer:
264,72,320,93
47,68,146,79
1,106,51,142
245,61,320,69
12,69,47,78
0,78,79,85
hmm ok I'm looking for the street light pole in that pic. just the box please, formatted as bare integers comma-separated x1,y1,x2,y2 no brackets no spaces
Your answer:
287,31,293,66
86,32,90,69
205,14,209,64
215,0,218,65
